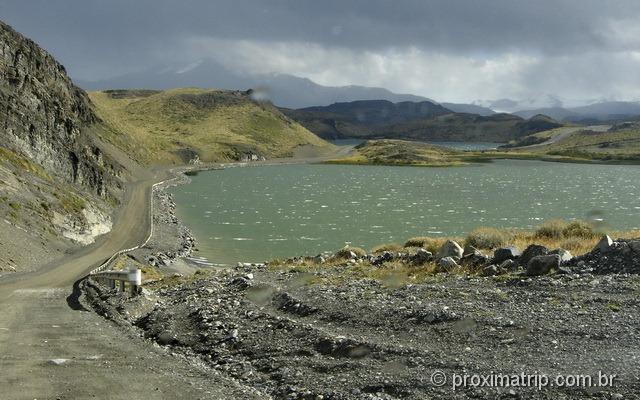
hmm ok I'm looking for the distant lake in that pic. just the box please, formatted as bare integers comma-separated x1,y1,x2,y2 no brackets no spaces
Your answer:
330,139,503,151
170,160,640,264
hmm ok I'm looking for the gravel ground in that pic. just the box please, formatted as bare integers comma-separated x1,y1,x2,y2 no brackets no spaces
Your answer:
86,238,640,399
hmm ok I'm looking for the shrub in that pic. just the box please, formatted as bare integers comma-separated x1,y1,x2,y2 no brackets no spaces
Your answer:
335,246,367,259
371,243,403,254
465,227,509,249
535,220,567,239
404,237,448,254
562,220,597,239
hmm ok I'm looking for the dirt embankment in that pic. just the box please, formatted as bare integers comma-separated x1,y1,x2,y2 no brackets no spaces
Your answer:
85,236,640,399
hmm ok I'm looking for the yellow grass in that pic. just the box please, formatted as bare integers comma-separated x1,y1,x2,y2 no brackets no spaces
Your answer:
89,88,332,165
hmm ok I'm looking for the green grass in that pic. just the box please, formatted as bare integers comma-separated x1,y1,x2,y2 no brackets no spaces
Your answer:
327,139,468,167
54,191,86,213
0,146,52,180
89,88,332,165
512,128,640,162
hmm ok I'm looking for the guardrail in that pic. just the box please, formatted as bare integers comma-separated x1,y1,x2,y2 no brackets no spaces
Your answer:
88,172,183,276
91,268,142,295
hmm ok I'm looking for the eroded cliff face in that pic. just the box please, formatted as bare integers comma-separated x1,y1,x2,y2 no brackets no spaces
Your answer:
0,21,121,197
0,21,125,273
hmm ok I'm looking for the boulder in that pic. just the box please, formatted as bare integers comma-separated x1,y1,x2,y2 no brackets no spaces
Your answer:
526,254,561,276
372,251,395,266
460,252,490,268
437,240,464,259
483,265,499,276
493,246,521,264
550,248,573,263
463,244,480,257
436,257,459,272
410,248,433,265
499,259,518,272
593,235,613,253
629,240,640,254
519,244,549,266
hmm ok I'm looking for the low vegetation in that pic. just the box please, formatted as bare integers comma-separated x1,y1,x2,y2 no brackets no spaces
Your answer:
90,88,333,164
266,219,640,286
326,139,468,166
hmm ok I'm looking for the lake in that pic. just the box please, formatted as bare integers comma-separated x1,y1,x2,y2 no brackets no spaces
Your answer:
169,160,640,264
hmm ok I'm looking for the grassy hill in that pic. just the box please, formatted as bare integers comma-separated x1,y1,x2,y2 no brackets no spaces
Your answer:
90,88,332,164
327,139,468,167
523,124,640,162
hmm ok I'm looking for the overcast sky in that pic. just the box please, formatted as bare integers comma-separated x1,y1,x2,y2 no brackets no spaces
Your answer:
2,0,640,104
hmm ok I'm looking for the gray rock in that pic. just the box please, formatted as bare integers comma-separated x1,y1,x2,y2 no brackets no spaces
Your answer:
550,248,573,262
629,240,640,254
557,266,573,275
372,251,395,266
499,259,517,272
526,254,561,276
493,246,521,264
437,240,464,259
463,244,480,256
519,244,549,266
483,265,499,276
437,257,459,272
594,235,613,253
410,248,433,264
460,252,489,268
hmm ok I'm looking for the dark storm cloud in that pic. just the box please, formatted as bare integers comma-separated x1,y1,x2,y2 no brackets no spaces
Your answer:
1,0,639,102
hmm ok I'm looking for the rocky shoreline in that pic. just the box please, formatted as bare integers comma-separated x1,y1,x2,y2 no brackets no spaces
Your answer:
83,214,640,399
124,171,203,275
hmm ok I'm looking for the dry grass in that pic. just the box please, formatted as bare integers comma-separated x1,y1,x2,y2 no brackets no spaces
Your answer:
89,88,331,165
267,219,640,287
327,139,467,167
371,243,404,254
403,236,451,253
335,245,368,258
465,227,511,249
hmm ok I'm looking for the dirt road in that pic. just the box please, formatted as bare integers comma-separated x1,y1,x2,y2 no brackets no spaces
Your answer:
0,165,267,399
0,143,356,399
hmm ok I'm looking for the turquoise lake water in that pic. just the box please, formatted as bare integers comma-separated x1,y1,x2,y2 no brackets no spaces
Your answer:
169,160,640,264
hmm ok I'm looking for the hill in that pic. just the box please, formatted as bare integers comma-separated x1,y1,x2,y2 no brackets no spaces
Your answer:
77,59,431,109
89,88,333,164
440,102,496,116
327,139,467,166
284,100,563,142
515,101,640,122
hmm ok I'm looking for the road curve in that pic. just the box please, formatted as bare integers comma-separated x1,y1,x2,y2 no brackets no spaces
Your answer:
0,143,355,399
0,167,266,399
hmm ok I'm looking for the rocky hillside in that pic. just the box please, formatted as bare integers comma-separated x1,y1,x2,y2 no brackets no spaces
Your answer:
90,88,333,164
284,100,563,142
0,21,124,273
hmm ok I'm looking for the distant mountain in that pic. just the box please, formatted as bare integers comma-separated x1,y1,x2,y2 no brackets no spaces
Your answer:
514,107,580,121
284,100,562,142
441,103,496,116
514,101,640,122
77,59,431,109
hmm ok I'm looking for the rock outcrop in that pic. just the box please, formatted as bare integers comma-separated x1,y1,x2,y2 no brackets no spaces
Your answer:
0,20,125,272
0,20,121,197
